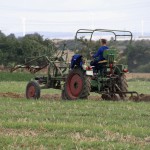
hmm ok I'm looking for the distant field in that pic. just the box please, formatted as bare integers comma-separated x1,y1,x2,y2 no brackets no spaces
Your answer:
0,71,150,95
0,72,150,149
126,73,150,80
1,71,150,81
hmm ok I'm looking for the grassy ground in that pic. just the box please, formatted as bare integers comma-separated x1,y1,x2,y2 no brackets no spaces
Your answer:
0,81,60,95
0,72,34,82
128,80,150,94
0,79,149,95
0,72,150,149
0,97,150,150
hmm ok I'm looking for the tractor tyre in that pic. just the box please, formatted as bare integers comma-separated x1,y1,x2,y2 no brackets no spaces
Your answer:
61,88,68,100
26,81,40,99
64,69,91,100
118,74,128,98
80,76,91,99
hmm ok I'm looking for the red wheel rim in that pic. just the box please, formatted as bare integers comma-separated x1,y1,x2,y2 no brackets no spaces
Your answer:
27,85,35,98
67,74,83,99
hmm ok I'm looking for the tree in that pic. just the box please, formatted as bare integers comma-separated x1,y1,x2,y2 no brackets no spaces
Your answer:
125,40,150,72
0,31,57,66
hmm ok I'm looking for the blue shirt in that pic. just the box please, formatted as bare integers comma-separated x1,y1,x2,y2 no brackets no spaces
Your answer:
93,46,109,61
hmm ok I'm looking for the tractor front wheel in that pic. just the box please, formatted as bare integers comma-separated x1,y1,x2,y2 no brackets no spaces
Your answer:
26,81,41,99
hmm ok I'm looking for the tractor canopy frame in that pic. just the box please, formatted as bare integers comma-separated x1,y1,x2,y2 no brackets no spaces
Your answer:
75,29,133,50
75,29,133,41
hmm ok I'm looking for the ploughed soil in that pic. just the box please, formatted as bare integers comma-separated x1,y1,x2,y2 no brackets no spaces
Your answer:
0,92,150,102
0,92,102,101
0,92,24,99
0,92,61,100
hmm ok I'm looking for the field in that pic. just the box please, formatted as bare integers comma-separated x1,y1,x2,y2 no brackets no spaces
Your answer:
0,72,150,149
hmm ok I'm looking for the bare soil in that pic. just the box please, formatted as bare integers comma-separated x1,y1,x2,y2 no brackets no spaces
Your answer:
0,92,61,100
0,92,102,101
0,92,150,102
0,92,24,98
129,94,150,102
126,73,150,79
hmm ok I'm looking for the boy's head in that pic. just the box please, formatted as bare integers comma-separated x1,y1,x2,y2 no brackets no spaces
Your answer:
100,39,107,45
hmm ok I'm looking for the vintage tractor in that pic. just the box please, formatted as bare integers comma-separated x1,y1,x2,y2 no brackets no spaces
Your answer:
11,29,138,100
62,29,139,100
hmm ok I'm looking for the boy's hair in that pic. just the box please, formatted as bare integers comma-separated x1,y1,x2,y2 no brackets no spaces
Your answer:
101,39,107,44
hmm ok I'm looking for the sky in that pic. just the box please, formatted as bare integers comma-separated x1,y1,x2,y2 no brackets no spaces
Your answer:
0,0,150,37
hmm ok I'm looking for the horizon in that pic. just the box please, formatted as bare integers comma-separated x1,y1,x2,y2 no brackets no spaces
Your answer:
1,30,150,41
0,0,150,38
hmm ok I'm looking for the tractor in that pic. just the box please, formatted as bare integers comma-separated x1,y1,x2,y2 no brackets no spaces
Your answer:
11,29,138,100
62,29,138,100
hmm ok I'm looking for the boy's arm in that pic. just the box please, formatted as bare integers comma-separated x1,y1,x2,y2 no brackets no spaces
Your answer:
93,47,102,58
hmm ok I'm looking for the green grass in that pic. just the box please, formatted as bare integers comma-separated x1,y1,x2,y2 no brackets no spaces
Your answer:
0,72,60,95
0,72,34,81
128,80,150,94
0,98,150,150
0,72,150,149
0,81,60,95
0,79,149,95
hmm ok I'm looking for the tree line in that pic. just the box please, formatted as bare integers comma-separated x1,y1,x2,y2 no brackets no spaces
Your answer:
0,31,150,72
112,39,150,73
0,31,56,67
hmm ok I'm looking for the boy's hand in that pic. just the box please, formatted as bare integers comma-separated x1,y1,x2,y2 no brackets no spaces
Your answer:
90,52,93,57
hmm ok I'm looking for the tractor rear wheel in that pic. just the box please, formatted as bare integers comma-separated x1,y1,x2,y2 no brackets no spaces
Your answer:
63,69,91,100
26,81,40,99
118,74,128,98
80,76,91,99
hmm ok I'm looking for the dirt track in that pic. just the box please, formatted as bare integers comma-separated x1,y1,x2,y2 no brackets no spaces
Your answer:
0,92,61,100
0,92,150,102
0,92,102,101
0,92,24,99
126,73,150,79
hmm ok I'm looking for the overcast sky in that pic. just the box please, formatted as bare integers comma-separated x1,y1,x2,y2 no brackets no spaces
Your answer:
0,0,150,36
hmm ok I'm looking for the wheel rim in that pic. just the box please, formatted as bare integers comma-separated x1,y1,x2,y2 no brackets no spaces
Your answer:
27,85,36,98
67,74,83,99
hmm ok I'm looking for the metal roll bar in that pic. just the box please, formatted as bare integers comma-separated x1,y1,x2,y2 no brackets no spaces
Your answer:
75,29,132,42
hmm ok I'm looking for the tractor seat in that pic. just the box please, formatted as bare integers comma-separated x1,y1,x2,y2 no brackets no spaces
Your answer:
98,60,107,64
98,59,116,64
